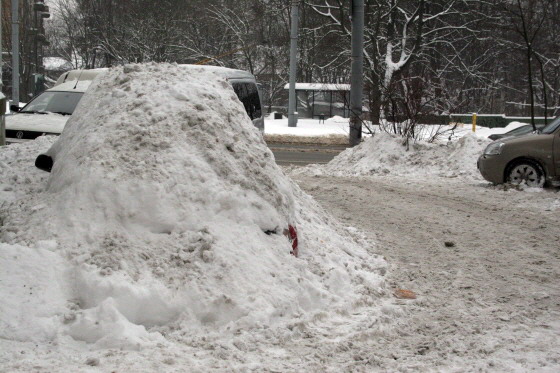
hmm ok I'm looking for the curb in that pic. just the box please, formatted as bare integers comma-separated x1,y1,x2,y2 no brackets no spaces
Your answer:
264,133,348,146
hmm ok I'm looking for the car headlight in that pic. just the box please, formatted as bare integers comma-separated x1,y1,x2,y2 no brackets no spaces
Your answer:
484,142,505,155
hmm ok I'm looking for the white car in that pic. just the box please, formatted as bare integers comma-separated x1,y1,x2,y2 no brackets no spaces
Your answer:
5,69,105,143
6,66,263,144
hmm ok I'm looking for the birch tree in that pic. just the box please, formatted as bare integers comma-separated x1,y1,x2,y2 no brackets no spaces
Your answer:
307,0,482,123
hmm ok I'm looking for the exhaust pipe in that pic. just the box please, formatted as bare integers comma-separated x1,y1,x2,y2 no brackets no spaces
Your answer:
35,154,53,172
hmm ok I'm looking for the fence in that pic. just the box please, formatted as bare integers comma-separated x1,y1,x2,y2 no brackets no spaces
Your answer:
447,114,550,128
383,113,552,128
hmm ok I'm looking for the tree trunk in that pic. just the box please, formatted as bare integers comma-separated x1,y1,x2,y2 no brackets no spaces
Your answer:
526,46,536,131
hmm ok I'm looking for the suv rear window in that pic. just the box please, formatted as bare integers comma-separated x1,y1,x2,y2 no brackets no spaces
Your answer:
232,82,262,120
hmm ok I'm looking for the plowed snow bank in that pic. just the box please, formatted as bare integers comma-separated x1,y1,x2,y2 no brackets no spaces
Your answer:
0,64,387,358
302,132,491,180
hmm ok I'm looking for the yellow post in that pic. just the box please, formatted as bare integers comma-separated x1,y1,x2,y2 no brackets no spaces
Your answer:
472,113,477,132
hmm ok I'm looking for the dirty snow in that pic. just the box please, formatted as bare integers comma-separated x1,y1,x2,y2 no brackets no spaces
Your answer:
296,131,491,180
292,172,560,372
2,63,558,371
0,63,391,371
280,116,560,371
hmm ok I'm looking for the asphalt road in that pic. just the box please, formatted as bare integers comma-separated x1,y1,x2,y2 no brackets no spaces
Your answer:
267,142,348,165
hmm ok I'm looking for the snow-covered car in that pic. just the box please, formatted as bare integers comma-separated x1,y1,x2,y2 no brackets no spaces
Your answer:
6,66,263,144
202,65,264,132
477,116,560,187
34,63,298,256
5,69,105,144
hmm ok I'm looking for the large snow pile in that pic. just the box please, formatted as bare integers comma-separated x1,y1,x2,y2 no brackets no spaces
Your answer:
307,132,491,180
0,64,388,368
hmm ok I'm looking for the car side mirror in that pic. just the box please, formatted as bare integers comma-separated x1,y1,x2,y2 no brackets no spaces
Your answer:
10,105,20,113
35,154,53,172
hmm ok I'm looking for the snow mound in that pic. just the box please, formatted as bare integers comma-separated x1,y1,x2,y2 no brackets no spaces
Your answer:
309,132,491,180
0,242,69,342
0,63,387,353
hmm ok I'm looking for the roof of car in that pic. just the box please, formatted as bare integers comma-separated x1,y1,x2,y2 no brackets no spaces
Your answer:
48,65,255,94
54,69,108,85
50,68,108,93
179,64,256,80
47,80,94,93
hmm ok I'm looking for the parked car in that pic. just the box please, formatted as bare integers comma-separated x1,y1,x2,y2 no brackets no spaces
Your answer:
5,69,105,144
488,124,545,141
477,116,560,187
5,65,264,144
201,65,264,132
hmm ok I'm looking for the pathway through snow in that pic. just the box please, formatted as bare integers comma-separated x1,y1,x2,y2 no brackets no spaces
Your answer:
292,173,560,372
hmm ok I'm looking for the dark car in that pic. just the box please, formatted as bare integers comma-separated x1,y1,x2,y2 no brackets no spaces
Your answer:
488,124,545,141
478,117,560,187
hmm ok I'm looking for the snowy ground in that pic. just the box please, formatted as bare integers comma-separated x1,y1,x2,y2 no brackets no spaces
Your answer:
0,139,391,372
264,115,531,144
290,172,560,372
0,64,392,372
281,128,560,371
2,66,558,371
2,137,559,373
3,128,558,372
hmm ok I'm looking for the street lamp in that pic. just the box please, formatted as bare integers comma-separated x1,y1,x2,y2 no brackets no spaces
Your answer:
287,0,300,128
349,0,364,147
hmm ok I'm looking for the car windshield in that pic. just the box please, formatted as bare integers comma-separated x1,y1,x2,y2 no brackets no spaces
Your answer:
506,125,533,135
541,116,560,134
20,91,84,115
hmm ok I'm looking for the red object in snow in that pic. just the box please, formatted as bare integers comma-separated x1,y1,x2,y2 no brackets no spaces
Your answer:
286,224,298,257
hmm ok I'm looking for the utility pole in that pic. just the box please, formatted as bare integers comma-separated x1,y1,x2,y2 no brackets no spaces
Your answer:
287,0,299,127
1,1,5,146
349,0,364,147
1,2,3,93
11,0,19,107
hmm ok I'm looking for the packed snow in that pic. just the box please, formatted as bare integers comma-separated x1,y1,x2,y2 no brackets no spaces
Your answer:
295,131,492,181
2,63,556,371
5,112,68,133
292,172,560,372
0,63,391,371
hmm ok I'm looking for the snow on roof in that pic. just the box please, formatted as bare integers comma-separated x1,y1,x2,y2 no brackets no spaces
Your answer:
53,68,108,87
53,65,254,94
47,80,94,93
182,64,255,80
283,83,351,91
0,63,387,361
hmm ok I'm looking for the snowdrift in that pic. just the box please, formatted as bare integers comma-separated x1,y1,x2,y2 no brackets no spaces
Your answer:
310,132,491,180
0,64,386,355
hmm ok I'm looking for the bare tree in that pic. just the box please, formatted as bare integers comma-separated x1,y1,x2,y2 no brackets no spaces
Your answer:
41,0,560,121
307,0,483,124
502,0,549,130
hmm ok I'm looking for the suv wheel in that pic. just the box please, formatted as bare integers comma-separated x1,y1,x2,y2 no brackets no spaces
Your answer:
507,160,545,188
